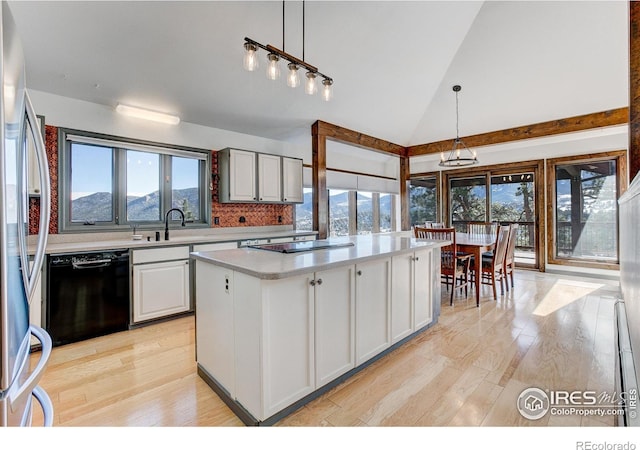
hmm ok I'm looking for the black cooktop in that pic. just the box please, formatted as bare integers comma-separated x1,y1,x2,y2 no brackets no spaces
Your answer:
249,240,354,254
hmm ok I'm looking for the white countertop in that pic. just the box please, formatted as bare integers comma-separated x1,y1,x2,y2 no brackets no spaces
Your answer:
29,229,317,255
191,233,449,280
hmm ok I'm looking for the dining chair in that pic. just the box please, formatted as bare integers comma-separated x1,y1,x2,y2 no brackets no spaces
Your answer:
414,226,471,305
467,222,498,236
425,222,445,229
479,225,511,300
503,223,519,291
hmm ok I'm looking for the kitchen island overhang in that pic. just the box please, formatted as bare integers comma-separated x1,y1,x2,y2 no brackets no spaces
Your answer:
191,234,450,426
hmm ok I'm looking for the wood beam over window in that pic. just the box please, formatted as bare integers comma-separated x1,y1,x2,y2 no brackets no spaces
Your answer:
406,108,628,157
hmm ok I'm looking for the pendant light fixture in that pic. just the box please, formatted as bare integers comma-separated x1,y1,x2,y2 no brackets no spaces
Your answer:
243,1,333,100
439,85,478,167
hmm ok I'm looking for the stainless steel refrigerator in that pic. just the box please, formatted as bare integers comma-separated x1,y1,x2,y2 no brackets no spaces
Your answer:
0,1,53,426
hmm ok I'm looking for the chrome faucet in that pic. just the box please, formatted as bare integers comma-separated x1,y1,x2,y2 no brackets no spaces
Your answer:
164,208,185,240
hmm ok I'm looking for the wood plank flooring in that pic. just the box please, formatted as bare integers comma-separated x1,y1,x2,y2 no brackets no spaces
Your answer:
29,270,621,427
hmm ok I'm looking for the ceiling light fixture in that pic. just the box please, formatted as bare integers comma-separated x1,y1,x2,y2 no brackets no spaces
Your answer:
439,85,477,167
115,104,180,125
243,1,333,100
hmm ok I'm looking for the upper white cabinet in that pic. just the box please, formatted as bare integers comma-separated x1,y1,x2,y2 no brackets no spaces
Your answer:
218,148,257,202
217,147,303,204
282,157,303,203
257,153,282,202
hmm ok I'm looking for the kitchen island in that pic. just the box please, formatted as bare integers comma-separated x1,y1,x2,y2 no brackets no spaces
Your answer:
191,233,449,425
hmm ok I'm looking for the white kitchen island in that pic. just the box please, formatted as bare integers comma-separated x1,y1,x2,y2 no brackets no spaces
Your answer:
191,233,449,425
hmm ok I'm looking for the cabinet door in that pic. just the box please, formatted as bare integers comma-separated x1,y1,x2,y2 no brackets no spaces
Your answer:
391,253,413,343
315,265,355,387
195,262,235,397
133,260,190,322
261,274,315,418
229,149,256,201
282,157,303,203
355,258,391,365
257,153,282,202
413,248,433,330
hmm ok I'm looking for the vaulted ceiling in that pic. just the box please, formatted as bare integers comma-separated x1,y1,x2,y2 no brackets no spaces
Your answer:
7,1,629,148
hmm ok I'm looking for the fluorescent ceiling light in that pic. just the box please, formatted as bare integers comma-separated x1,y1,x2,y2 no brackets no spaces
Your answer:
115,104,180,125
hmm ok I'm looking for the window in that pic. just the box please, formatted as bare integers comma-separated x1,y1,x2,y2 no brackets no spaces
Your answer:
329,189,350,237
409,175,439,226
356,192,374,235
59,129,211,232
295,187,313,231
547,151,626,268
450,176,487,232
443,161,543,269
379,193,393,232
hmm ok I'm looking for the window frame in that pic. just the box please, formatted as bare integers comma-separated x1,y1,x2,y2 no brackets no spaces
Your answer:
58,128,212,233
546,150,627,270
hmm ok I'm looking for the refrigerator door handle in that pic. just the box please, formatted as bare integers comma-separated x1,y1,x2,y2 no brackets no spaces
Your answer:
9,326,52,414
24,90,51,299
32,386,54,427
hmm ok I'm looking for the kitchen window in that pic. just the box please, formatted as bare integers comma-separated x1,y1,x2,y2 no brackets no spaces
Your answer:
59,129,211,232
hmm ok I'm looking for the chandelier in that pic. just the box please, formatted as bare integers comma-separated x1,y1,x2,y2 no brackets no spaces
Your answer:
439,85,478,167
242,1,333,101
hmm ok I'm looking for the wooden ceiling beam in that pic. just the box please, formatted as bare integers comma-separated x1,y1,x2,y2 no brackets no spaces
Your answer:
407,108,628,157
314,120,407,157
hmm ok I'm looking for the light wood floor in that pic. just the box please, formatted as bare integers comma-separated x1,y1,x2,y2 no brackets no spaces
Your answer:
30,270,621,427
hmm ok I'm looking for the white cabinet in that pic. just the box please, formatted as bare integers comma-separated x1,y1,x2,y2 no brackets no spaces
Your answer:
391,253,413,343
218,148,257,202
355,258,391,365
217,148,303,204
413,248,433,330
132,246,190,323
314,266,355,387
233,271,315,420
391,248,434,343
282,157,303,203
196,262,236,397
257,153,282,202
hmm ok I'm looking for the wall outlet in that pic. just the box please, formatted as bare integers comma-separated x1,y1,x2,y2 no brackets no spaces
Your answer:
278,215,282,223
239,216,246,223
214,217,219,225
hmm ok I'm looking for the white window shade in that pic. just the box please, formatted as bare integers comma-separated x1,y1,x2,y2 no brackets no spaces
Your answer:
357,174,399,194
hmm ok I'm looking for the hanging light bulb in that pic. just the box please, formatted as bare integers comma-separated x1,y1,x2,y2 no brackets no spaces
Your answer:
243,42,259,71
322,78,333,101
266,53,281,80
305,72,317,95
287,63,300,88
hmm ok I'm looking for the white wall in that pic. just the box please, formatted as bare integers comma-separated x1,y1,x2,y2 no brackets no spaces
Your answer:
29,89,309,158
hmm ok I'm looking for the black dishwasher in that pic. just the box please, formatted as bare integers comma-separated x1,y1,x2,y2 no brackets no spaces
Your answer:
46,249,130,346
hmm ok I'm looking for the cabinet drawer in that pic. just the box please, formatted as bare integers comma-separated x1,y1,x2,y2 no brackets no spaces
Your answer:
193,242,239,252
132,246,190,264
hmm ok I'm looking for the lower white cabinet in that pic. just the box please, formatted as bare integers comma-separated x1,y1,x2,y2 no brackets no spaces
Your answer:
391,248,434,343
132,246,190,323
196,263,235,397
314,266,356,388
355,258,391,365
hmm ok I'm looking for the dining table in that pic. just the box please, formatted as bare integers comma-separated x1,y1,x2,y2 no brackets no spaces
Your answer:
455,232,496,307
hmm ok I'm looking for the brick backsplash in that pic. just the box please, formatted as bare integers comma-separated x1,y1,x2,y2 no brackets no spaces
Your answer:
28,126,293,235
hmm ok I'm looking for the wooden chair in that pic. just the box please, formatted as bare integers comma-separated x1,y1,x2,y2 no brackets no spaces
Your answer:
503,223,519,291
414,226,472,305
479,225,510,300
467,222,498,236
